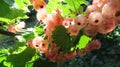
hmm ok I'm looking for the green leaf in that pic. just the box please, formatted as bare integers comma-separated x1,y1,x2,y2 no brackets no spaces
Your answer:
52,25,71,53
0,49,9,54
0,18,12,24
16,36,26,42
4,8,28,20
46,0,88,17
73,30,83,45
77,35,92,49
34,26,44,35
14,0,30,9
64,0,88,15
0,0,10,17
3,61,11,67
23,32,35,41
4,47,36,67
0,0,28,24
25,62,34,67
46,0,61,13
0,49,9,65
0,54,7,63
8,42,26,54
25,52,40,67
3,0,14,6
0,7,28,24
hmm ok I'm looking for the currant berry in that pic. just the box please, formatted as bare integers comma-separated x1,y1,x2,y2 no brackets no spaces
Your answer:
88,11,103,26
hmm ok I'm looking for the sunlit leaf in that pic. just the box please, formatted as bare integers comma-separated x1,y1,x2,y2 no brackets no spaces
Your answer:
0,54,7,63
0,0,29,24
4,47,36,67
23,32,35,41
46,0,88,17
0,0,10,17
77,35,91,49
3,0,14,6
34,26,44,36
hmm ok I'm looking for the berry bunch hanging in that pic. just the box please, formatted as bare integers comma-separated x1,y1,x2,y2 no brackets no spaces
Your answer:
28,0,120,62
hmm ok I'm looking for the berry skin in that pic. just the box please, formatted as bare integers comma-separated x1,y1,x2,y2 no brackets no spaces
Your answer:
62,18,74,28
92,0,110,8
44,10,63,36
30,0,46,11
68,14,87,36
38,40,49,53
98,18,116,34
102,2,118,19
77,49,87,56
74,14,87,29
64,51,76,60
83,24,98,37
85,39,101,52
8,23,16,33
36,8,47,22
88,11,104,26
27,39,34,48
85,5,98,17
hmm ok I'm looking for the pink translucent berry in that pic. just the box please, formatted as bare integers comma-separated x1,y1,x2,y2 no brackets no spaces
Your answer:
50,10,63,25
85,5,99,17
83,24,98,37
102,2,118,18
27,39,34,48
56,52,65,63
44,10,63,36
8,23,16,33
98,19,116,34
32,36,43,48
62,18,74,28
64,51,76,60
65,19,79,36
36,8,47,22
38,40,49,53
85,39,101,52
68,14,87,36
44,19,56,36
92,0,110,8
110,0,120,7
88,11,104,26
74,14,87,29
27,36,49,52
68,27,79,36
30,0,46,11
45,45,60,62
77,49,87,56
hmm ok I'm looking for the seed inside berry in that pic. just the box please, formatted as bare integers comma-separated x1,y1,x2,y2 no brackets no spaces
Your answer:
36,44,39,47
77,22,81,25
40,5,44,8
115,11,120,17
95,19,99,23
42,44,45,46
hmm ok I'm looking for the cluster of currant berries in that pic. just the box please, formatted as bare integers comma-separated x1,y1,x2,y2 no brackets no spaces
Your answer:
84,0,120,36
76,0,120,56
28,0,120,62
